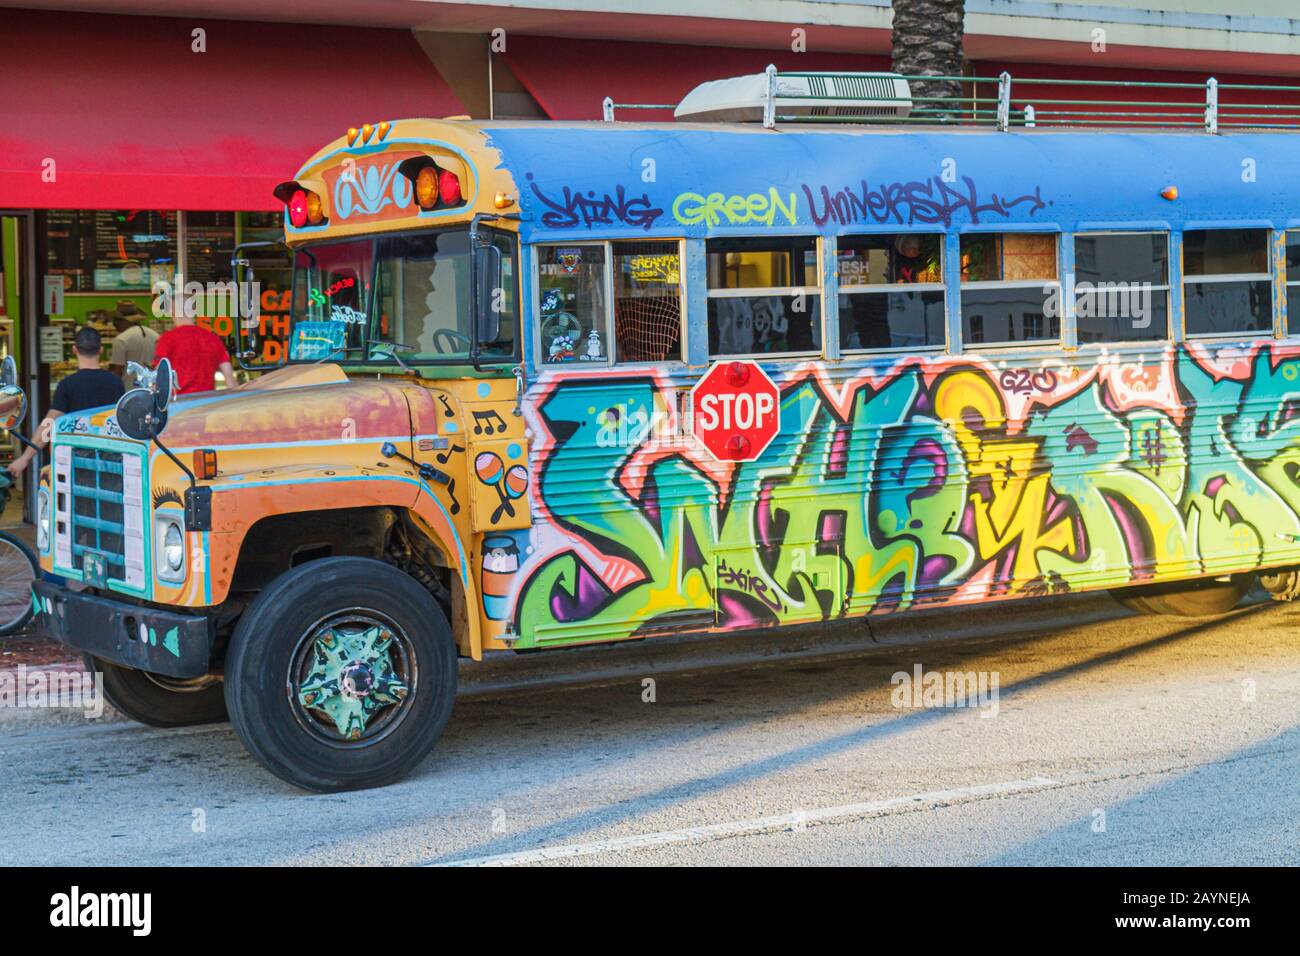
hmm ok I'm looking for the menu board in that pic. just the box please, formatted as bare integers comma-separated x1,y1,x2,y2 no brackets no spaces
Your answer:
185,211,236,285
44,210,92,292
45,210,177,292
93,210,176,290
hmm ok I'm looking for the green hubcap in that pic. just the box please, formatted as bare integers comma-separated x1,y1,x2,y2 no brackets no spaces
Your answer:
293,618,412,742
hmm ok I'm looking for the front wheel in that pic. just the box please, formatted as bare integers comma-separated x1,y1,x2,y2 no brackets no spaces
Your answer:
223,557,458,792
86,656,228,727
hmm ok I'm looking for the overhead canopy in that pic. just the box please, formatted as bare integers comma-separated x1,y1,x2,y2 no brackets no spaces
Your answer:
0,10,464,211
501,36,891,120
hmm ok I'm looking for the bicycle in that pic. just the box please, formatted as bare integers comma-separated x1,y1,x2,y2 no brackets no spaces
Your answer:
0,473,39,636
0,356,40,636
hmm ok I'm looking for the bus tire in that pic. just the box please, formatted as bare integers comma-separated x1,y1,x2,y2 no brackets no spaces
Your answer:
1111,575,1251,618
1111,593,1156,615
223,557,457,793
86,655,227,727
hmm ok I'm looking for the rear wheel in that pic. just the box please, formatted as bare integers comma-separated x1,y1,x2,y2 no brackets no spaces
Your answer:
223,557,457,792
1111,574,1251,617
86,655,227,727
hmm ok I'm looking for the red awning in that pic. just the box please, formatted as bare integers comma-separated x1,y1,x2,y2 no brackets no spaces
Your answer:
0,10,464,211
501,36,891,121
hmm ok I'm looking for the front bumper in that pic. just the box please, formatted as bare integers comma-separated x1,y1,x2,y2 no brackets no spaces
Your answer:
32,580,214,678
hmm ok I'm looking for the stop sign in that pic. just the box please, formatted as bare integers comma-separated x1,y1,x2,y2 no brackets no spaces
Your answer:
690,360,781,462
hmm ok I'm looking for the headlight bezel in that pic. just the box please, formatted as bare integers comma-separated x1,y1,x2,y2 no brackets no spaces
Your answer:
155,515,187,582
37,486,51,553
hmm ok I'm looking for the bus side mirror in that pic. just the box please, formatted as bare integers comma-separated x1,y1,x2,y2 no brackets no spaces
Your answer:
475,242,502,346
0,385,27,431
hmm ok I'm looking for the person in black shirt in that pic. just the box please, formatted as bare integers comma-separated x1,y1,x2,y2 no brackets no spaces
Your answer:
8,326,125,478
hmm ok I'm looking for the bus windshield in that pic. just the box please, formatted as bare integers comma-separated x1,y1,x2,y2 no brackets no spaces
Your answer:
287,227,518,364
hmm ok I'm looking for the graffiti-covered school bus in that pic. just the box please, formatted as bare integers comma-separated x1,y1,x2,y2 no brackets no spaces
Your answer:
29,70,1300,790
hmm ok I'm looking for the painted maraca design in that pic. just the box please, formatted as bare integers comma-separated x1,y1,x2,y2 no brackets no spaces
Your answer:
475,452,529,523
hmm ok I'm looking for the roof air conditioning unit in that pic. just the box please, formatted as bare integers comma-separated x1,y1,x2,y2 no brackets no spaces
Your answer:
674,71,913,123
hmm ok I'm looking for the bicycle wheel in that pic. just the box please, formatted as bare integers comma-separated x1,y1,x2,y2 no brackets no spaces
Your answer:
0,533,39,636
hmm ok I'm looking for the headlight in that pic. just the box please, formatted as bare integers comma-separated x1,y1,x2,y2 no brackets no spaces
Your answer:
37,487,50,553
155,517,186,582
164,523,184,571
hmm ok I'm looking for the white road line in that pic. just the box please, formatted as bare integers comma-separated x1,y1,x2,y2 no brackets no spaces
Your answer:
433,776,1061,867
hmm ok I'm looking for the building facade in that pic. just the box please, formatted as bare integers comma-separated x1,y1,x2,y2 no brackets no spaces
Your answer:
1,0,1297,521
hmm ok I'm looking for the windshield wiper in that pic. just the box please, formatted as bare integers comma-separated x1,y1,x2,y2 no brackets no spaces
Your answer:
368,341,417,372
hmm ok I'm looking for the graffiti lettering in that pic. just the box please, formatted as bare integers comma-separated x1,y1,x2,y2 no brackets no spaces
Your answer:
998,368,1058,395
717,558,787,614
800,176,1047,228
672,187,798,227
512,345,1300,647
526,172,663,230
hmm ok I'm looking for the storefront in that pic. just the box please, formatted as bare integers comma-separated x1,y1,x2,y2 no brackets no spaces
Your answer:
36,208,287,388
0,8,464,523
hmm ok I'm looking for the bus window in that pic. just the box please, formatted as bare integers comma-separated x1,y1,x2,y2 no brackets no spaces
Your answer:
1074,233,1169,343
538,244,609,364
1288,231,1300,332
370,228,518,363
706,236,821,357
289,239,373,361
960,233,1060,346
837,233,944,351
612,241,683,363
1184,229,1271,336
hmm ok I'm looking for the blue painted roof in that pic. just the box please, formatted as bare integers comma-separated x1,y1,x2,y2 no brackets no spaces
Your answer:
481,123,1300,242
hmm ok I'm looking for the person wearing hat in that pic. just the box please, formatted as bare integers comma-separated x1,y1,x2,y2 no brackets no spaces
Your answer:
108,298,160,389
7,326,124,478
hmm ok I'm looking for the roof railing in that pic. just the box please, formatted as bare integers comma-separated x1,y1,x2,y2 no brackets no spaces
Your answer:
602,66,1300,132
601,97,675,122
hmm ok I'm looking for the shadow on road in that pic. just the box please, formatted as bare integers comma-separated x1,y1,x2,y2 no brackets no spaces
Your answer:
425,601,1283,864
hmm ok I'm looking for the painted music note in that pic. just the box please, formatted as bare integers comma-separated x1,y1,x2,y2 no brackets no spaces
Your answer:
472,409,507,436
437,393,456,418
444,477,461,516
436,443,466,465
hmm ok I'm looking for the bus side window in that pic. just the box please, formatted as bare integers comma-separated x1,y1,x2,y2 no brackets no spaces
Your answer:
538,244,609,364
1073,232,1169,343
612,241,683,362
1184,229,1272,336
706,236,821,358
837,233,944,351
960,233,1060,347
1288,231,1300,332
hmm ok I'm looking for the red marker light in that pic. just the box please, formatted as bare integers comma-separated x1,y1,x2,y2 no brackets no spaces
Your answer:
439,169,461,206
287,189,309,228
726,361,751,387
724,434,752,459
1160,185,1179,201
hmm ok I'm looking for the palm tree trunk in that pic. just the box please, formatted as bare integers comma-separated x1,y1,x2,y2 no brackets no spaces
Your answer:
891,0,966,116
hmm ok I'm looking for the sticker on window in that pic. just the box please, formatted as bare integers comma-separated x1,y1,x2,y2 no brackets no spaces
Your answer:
291,321,346,360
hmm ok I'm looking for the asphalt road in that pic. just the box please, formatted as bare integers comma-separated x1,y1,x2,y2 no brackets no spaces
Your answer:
1,592,1298,866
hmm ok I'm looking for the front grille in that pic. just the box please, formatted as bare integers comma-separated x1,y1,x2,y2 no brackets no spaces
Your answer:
71,448,126,577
